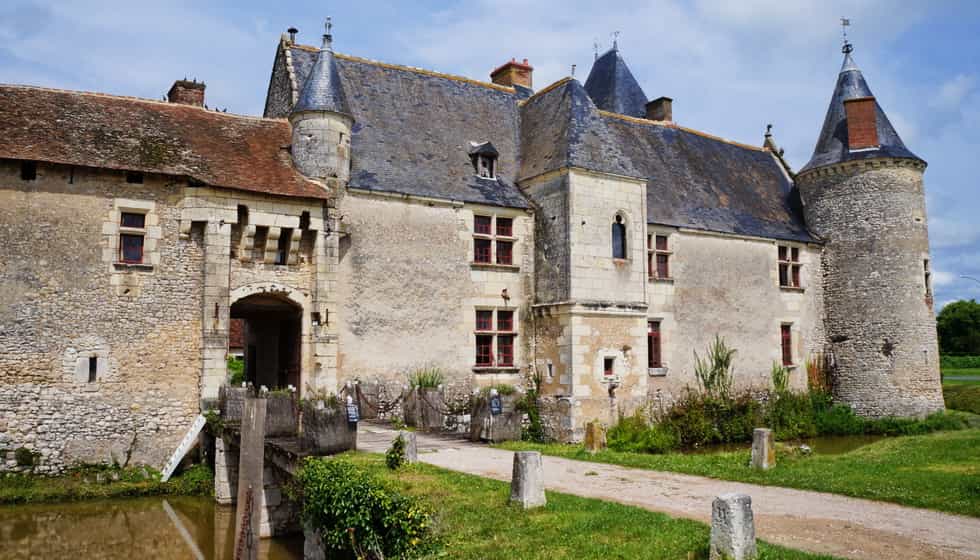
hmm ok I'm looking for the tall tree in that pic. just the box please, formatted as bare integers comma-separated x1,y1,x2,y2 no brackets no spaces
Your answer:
937,299,980,355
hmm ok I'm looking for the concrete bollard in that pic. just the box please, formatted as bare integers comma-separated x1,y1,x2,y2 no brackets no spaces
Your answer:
750,428,775,470
710,493,757,560
510,451,547,509
584,421,606,454
400,430,418,463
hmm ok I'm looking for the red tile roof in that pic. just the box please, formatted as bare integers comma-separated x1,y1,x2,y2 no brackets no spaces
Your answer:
0,84,329,200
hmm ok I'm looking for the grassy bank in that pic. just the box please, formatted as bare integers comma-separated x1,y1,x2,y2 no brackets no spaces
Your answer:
500,429,980,517
945,384,980,414
0,463,212,505
343,454,836,560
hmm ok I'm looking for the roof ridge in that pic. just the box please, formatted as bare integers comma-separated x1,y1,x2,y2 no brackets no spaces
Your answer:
519,77,574,106
289,45,517,94
0,83,283,124
597,110,766,153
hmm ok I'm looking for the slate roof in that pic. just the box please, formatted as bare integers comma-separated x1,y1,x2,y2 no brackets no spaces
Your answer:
0,85,329,200
583,48,648,118
801,51,922,172
287,46,530,209
292,34,350,115
520,78,812,242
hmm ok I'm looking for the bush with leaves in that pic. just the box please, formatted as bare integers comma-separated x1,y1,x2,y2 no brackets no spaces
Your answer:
519,370,545,443
291,458,433,559
386,434,407,470
408,367,445,390
693,335,735,398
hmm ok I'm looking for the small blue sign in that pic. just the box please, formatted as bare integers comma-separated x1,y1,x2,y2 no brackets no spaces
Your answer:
346,403,360,423
489,395,503,416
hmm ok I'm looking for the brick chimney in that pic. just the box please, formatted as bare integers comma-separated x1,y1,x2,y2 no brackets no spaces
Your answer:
491,58,533,89
645,96,673,121
844,97,878,149
167,79,206,107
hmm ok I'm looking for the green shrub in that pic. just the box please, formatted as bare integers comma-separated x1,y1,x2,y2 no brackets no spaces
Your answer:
227,356,245,385
408,367,445,390
693,335,735,398
940,355,980,369
386,434,406,470
770,362,790,394
607,412,678,454
480,383,517,396
292,458,433,559
766,392,818,440
944,384,980,414
519,371,545,443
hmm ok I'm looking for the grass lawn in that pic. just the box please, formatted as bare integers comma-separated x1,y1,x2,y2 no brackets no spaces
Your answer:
346,453,838,560
500,429,980,518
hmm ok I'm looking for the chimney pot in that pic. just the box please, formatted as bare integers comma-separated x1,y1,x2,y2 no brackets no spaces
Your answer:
645,96,673,121
843,97,879,149
490,58,534,89
167,79,206,107
288,27,298,44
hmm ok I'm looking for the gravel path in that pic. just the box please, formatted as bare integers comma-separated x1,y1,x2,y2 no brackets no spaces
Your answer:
358,423,980,560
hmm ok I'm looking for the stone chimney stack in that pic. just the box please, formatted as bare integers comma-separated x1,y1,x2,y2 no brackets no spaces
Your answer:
645,96,673,121
844,97,878,149
490,58,533,89
287,27,299,44
167,79,206,107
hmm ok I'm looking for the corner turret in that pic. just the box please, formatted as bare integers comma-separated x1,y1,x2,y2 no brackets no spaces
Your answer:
797,42,943,418
289,18,353,184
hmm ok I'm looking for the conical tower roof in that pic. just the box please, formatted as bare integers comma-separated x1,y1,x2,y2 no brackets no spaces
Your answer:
801,46,920,172
584,47,648,118
292,20,350,116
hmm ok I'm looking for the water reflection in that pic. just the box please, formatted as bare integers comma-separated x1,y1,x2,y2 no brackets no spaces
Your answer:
0,496,301,560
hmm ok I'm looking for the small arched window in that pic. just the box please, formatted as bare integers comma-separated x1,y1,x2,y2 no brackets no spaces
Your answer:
612,215,627,259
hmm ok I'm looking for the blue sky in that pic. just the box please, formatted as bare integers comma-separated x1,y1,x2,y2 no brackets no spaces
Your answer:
2,0,978,309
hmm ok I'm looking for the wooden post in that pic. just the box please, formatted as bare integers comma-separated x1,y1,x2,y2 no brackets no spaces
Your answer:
234,396,266,560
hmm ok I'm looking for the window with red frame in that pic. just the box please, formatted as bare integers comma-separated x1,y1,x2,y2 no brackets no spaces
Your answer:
496,217,513,237
474,215,492,235
497,335,514,366
119,212,146,264
474,238,492,263
603,357,615,377
476,310,494,331
476,335,494,366
781,324,793,366
778,245,802,288
497,310,514,332
496,241,513,265
648,321,662,368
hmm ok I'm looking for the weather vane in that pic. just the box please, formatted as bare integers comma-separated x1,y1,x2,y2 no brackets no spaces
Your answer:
326,16,332,36
611,31,620,50
593,38,600,61
841,17,853,54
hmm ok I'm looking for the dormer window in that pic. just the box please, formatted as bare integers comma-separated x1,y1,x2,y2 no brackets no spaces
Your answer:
468,141,499,180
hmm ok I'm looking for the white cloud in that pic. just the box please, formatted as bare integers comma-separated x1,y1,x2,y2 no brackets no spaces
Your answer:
931,73,976,112
932,269,955,287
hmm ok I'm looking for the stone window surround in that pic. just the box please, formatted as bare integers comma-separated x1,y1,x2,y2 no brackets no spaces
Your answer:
595,351,624,384
777,242,804,292
470,212,520,271
472,305,519,372
104,198,161,270
647,228,674,282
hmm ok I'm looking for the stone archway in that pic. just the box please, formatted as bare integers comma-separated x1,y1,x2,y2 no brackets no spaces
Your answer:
229,283,310,392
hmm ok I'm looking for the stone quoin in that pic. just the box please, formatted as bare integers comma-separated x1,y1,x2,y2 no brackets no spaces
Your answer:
0,20,943,471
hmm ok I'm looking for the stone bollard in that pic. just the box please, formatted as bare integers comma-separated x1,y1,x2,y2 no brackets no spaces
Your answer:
510,451,547,509
750,428,775,470
710,493,757,560
303,522,326,560
584,421,606,454
400,430,418,463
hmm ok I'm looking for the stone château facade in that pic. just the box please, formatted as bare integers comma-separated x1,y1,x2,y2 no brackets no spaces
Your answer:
0,23,944,470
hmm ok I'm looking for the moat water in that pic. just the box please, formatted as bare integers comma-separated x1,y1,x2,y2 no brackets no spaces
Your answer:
0,496,302,560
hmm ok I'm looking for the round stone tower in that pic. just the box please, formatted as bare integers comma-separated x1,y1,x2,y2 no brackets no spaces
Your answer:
289,18,352,185
797,43,944,417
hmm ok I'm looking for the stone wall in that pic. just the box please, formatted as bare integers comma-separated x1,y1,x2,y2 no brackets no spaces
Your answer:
335,191,534,390
645,228,825,402
0,161,203,472
798,159,943,417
